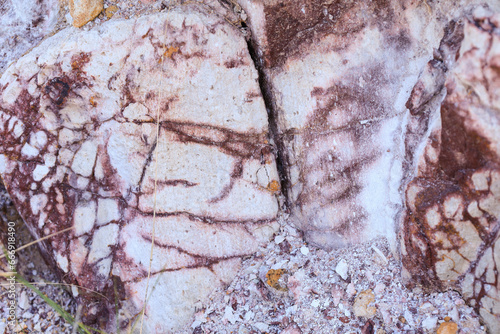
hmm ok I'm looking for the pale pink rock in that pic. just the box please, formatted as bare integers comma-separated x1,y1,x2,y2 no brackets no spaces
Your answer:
346,282,357,297
0,4,279,332
239,0,500,250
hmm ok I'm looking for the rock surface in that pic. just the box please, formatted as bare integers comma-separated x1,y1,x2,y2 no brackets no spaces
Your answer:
1,0,500,332
0,0,60,74
0,4,279,332
402,10,500,333
239,0,500,251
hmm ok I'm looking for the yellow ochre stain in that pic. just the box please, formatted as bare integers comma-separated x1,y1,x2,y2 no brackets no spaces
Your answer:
163,46,180,59
266,269,288,291
267,180,280,192
90,96,98,107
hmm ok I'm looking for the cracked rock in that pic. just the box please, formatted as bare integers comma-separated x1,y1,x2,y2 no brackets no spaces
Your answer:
239,0,500,251
0,3,279,332
401,9,500,333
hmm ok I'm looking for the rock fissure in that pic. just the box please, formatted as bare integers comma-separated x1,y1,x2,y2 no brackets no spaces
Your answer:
244,36,291,211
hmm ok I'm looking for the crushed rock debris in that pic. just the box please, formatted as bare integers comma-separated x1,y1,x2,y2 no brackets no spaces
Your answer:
189,217,486,334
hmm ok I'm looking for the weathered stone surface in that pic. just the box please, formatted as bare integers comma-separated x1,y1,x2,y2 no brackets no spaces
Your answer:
2,0,500,332
239,0,499,250
401,10,500,332
0,0,60,74
0,5,279,332
69,0,103,27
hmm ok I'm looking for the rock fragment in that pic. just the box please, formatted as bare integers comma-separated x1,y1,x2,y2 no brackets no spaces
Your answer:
335,259,349,280
69,0,103,27
104,5,119,19
422,316,438,331
437,321,458,334
353,289,376,318
0,0,60,74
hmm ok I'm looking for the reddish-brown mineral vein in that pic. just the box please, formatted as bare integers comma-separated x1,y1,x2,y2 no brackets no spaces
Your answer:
0,6,280,332
402,13,500,331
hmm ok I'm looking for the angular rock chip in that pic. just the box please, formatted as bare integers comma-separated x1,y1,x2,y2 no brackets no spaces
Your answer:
69,0,103,28
0,5,279,332
239,0,497,249
401,11,500,333
0,0,60,74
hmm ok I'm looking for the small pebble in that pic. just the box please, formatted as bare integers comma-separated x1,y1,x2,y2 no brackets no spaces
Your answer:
18,291,30,310
254,322,269,332
353,289,376,318
449,307,459,322
373,283,386,295
335,259,349,280
437,321,458,334
275,235,285,244
300,245,310,255
346,282,357,296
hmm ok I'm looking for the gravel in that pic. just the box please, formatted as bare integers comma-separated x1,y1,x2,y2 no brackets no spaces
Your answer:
187,218,487,334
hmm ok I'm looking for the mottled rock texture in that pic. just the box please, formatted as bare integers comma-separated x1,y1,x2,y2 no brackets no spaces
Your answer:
402,11,500,332
238,1,500,330
0,0,60,74
2,0,500,332
239,0,499,251
240,0,440,249
0,4,279,332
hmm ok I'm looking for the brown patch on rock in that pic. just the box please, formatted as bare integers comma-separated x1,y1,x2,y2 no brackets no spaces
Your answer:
262,0,394,68
402,12,500,333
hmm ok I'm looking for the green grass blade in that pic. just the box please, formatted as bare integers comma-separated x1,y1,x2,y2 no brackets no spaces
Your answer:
15,274,106,334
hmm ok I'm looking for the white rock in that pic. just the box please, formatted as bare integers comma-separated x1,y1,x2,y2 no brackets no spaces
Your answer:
275,235,285,244
335,259,349,280
404,310,415,327
300,245,310,255
0,4,279,333
18,291,30,310
244,310,255,322
0,0,59,74
422,316,438,330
